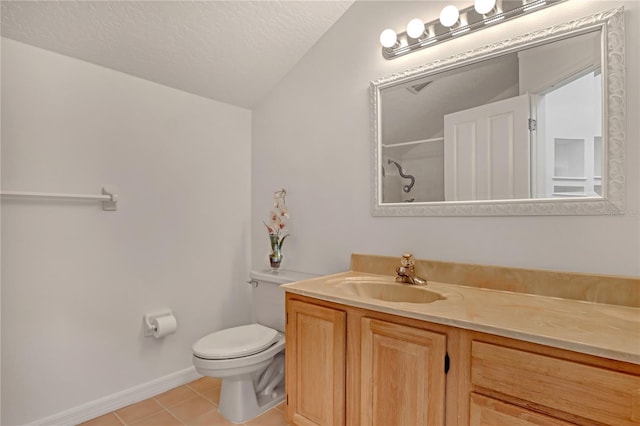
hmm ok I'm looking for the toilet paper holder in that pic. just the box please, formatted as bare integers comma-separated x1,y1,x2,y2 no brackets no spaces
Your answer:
143,309,174,337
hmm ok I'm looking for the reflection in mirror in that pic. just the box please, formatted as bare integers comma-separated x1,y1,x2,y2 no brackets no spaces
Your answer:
380,31,601,203
371,7,625,216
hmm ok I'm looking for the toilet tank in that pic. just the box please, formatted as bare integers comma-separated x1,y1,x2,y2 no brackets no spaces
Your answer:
250,270,318,332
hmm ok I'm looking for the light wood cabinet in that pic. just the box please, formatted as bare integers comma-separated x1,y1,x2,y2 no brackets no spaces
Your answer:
468,336,640,425
285,293,640,426
360,317,446,426
285,298,346,426
469,393,574,426
285,294,449,426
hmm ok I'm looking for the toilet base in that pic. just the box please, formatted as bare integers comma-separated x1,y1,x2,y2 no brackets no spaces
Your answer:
217,352,286,424
218,375,285,424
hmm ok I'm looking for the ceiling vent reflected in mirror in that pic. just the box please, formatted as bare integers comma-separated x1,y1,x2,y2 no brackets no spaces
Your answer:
407,81,432,95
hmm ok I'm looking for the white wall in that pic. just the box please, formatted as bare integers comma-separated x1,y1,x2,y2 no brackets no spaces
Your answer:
252,0,640,277
1,38,253,424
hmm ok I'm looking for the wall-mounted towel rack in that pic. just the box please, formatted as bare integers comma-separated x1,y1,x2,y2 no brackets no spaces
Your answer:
0,186,118,211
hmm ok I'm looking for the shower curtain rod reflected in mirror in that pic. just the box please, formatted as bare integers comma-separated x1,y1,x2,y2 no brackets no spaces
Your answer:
386,159,415,193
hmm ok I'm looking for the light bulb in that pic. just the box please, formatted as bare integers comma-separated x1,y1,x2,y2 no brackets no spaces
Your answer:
406,18,425,39
474,0,496,15
379,28,398,48
439,5,460,28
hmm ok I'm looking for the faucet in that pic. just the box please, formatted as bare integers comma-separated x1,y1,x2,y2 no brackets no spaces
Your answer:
395,253,428,285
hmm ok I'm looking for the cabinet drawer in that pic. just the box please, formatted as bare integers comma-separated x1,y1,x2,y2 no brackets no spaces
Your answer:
470,393,573,426
471,341,640,425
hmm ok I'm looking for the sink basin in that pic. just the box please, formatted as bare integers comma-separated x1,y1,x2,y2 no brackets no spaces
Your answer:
332,280,445,303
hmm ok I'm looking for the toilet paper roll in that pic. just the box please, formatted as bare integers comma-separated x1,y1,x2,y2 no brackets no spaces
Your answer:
152,315,177,338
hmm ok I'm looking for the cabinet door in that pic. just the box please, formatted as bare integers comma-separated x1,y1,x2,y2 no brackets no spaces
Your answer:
286,299,346,426
360,317,446,426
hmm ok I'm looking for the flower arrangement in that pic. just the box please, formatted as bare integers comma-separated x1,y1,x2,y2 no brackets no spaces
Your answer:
264,189,289,269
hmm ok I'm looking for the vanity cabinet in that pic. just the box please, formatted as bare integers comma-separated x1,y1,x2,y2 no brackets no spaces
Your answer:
285,294,449,426
286,292,640,426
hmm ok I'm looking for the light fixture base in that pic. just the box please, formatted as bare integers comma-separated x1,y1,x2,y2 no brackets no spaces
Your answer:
382,0,565,60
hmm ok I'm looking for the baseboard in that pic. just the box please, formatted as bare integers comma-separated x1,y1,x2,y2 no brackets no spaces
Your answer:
31,366,201,426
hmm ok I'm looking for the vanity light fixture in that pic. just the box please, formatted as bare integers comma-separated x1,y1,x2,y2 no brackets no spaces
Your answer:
475,0,497,15
523,0,547,11
379,0,565,59
406,18,426,39
439,5,460,28
379,28,398,48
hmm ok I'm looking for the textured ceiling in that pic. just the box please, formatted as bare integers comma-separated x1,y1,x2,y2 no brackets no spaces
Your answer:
1,1,353,108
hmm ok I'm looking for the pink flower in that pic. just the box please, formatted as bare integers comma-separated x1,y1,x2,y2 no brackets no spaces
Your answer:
264,189,289,238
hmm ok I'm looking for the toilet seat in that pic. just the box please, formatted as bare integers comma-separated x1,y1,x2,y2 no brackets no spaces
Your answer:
192,323,279,360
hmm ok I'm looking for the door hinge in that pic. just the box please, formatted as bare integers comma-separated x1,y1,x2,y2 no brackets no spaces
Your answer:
444,352,450,374
528,118,537,131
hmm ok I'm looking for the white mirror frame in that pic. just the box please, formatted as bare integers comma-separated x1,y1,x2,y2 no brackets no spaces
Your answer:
371,7,625,216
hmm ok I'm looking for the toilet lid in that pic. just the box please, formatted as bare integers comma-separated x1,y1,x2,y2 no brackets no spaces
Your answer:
193,323,280,360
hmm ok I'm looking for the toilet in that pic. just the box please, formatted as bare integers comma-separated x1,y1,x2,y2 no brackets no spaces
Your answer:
192,269,316,423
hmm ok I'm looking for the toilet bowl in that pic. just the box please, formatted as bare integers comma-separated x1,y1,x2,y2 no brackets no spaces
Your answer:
192,324,286,423
192,269,316,424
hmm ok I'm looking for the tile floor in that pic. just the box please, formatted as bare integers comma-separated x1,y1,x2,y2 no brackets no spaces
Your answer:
79,377,290,426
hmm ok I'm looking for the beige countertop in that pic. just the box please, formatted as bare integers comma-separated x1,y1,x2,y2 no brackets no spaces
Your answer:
281,270,640,365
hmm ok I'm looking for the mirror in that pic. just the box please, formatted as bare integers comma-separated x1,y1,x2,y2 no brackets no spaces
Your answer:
371,7,625,216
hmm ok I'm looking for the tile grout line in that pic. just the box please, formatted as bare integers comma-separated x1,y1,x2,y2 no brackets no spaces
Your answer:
115,396,179,426
185,383,219,406
112,411,127,425
180,388,223,422
93,379,287,426
150,396,186,425
154,384,223,424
